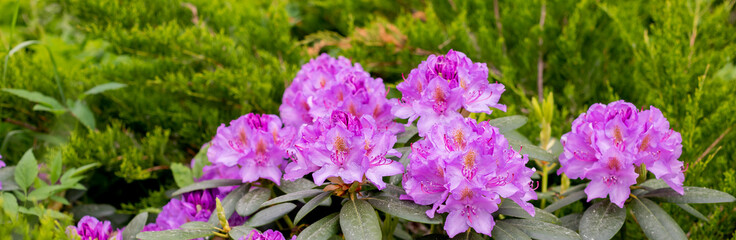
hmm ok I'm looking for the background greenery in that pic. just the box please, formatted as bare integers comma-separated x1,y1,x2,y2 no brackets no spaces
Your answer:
1,0,734,238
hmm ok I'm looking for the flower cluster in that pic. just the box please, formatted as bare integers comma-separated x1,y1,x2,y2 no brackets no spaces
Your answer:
401,117,537,237
143,188,247,232
280,53,401,134
557,100,685,207
66,216,122,240
207,113,294,185
392,50,506,135
239,229,295,240
284,111,403,189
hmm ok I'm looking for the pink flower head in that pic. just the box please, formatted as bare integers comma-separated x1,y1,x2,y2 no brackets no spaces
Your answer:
401,117,536,238
67,216,122,240
280,53,401,134
392,50,506,136
558,100,684,207
239,229,296,240
284,111,403,189
207,113,294,185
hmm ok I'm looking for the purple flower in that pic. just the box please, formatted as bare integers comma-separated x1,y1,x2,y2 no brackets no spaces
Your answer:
239,229,295,240
207,113,294,185
66,216,122,240
393,50,506,136
0,155,4,190
284,111,403,189
558,100,685,207
280,53,401,134
143,189,247,232
401,117,536,237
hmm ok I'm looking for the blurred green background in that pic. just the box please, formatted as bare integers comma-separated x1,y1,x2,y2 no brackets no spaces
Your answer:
0,0,734,238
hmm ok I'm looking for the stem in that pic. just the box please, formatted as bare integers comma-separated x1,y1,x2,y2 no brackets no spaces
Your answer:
282,215,295,230
541,163,549,208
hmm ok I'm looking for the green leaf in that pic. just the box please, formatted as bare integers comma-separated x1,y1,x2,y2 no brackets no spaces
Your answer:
70,99,96,130
229,225,257,240
170,162,194,188
366,195,441,224
295,191,331,224
71,204,116,219
279,178,318,193
60,163,100,184
397,125,418,144
181,221,216,230
339,199,381,240
641,187,736,204
136,228,214,240
389,147,412,185
237,187,272,217
82,82,128,96
297,213,339,240
630,197,686,240
2,192,18,216
261,189,324,207
2,88,65,111
48,151,62,184
579,200,626,240
393,225,412,240
491,221,531,240
170,179,243,196
28,185,66,201
502,219,581,240
489,115,528,133
450,231,486,240
208,184,249,224
191,145,211,179
14,148,38,191
503,130,556,162
245,203,297,227
49,195,70,205
497,199,559,224
559,213,582,232
676,203,708,221
122,212,149,240
544,190,586,212
0,166,19,191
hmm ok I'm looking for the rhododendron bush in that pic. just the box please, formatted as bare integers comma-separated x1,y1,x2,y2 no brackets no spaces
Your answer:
2,1,736,240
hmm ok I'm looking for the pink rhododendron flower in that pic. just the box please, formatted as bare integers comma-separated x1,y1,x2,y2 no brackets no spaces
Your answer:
392,50,506,136
401,117,536,237
558,100,685,207
280,53,401,134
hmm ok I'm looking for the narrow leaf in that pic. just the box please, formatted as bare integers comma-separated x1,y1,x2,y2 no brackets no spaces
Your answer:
498,199,559,224
545,190,586,212
340,199,381,240
48,151,63,184
450,231,485,240
136,229,214,240
295,191,331,224
488,115,528,133
366,195,441,224
209,184,249,224
170,162,194,188
676,203,708,221
181,221,215,230
70,99,96,130
297,213,339,240
279,178,317,193
630,197,687,240
83,82,127,96
559,213,582,232
122,212,149,240
245,203,297,227
71,204,116,219
229,226,256,240
2,88,64,110
14,148,38,191
492,221,531,240
236,187,272,217
642,187,736,204
397,125,418,144
502,219,581,240
579,200,626,240
170,179,242,196
261,189,323,207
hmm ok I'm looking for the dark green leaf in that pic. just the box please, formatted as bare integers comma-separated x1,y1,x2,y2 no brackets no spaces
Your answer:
14,148,38,191
630,197,686,240
71,204,116,218
544,190,586,212
261,189,323,207
393,225,412,240
230,226,257,240
641,187,736,204
245,203,297,227
340,199,381,240
498,199,559,224
122,212,149,240
237,187,272,216
579,200,626,240
504,131,556,162
676,203,708,221
181,221,215,230
492,221,531,240
279,178,318,193
559,213,582,232
366,195,441,224
397,126,418,144
0,166,19,191
136,229,214,240
489,115,528,133
389,147,412,185
295,191,331,224
209,184,249,224
450,231,486,240
170,179,242,196
83,82,128,96
297,213,340,240
70,99,96,130
2,88,64,111
170,162,194,188
502,219,581,240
